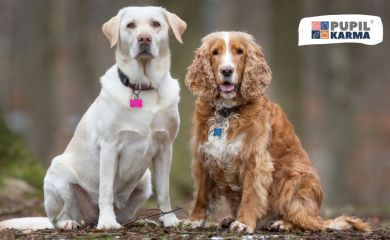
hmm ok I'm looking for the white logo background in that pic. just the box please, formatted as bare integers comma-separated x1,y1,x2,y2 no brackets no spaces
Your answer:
298,14,383,46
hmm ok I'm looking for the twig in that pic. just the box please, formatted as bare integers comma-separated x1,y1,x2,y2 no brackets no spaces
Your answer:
124,207,182,227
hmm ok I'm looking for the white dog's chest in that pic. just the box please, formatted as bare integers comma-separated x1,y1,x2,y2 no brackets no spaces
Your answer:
114,119,170,187
201,133,242,162
199,117,244,161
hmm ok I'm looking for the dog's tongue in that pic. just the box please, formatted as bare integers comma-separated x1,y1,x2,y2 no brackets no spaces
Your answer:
220,83,235,92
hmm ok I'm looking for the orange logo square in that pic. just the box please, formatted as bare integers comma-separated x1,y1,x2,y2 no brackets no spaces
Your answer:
320,30,329,39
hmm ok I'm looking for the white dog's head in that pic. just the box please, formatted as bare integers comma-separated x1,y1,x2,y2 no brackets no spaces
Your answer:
102,6,186,59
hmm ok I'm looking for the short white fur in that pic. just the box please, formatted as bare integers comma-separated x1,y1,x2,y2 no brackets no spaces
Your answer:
0,6,186,231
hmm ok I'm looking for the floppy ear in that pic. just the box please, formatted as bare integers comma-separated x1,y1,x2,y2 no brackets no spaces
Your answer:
102,14,121,48
185,45,218,99
164,9,187,44
240,41,272,100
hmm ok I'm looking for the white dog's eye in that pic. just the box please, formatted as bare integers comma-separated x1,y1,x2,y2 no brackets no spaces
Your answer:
127,22,136,29
152,21,161,28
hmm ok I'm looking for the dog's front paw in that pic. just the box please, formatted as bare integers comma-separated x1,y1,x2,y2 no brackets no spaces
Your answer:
57,220,79,229
230,220,254,234
97,217,122,230
159,213,179,227
181,219,205,228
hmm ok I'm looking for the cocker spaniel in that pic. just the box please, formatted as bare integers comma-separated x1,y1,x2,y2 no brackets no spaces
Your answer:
182,31,369,233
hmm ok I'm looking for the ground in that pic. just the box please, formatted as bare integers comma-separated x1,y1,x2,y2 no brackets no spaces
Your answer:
1,223,390,239
0,182,390,239
1,162,388,240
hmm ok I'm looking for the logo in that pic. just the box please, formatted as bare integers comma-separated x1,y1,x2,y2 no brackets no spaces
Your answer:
311,21,329,39
299,15,383,45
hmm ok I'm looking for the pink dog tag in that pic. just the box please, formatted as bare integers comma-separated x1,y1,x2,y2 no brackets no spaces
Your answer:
129,99,143,108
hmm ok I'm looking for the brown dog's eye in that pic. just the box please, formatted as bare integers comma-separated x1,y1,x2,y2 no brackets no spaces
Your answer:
127,22,136,29
212,49,219,55
152,21,161,28
237,48,243,55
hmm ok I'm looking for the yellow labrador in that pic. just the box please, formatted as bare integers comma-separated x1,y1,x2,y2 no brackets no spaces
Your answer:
0,6,186,230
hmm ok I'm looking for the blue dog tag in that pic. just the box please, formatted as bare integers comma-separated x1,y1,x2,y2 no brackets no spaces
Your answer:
213,128,222,137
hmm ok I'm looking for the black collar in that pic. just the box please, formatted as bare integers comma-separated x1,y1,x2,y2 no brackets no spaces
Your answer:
118,68,154,91
216,105,241,118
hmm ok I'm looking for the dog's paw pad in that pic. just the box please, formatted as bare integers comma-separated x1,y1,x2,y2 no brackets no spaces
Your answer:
229,220,254,233
57,220,79,229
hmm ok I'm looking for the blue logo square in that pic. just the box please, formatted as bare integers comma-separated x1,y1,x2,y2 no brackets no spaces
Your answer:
312,30,320,39
213,128,222,137
320,21,329,30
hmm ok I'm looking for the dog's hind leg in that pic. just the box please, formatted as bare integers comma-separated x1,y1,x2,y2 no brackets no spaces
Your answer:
271,162,369,232
44,158,83,229
45,184,80,229
270,162,324,231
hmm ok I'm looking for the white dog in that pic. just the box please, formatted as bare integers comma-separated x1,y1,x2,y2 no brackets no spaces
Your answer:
0,6,186,230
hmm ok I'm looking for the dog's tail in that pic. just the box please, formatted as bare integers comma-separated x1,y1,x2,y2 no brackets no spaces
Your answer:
322,215,370,231
0,217,53,230
289,214,370,231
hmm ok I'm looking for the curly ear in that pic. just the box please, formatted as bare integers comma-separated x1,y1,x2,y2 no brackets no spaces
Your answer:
185,46,218,99
240,41,272,100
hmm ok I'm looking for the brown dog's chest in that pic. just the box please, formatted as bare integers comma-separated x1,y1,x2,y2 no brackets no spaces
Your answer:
206,156,244,194
195,98,272,195
199,116,246,193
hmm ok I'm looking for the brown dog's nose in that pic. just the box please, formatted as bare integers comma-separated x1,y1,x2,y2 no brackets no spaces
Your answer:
220,66,234,77
138,33,152,44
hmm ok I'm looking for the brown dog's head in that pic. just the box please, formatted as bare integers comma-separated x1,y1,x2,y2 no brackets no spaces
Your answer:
185,32,271,102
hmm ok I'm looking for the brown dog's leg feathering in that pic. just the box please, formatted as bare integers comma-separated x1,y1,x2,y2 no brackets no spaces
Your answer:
187,156,215,224
231,153,273,233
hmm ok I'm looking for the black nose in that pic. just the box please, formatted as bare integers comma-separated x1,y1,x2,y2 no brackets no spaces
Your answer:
220,66,234,77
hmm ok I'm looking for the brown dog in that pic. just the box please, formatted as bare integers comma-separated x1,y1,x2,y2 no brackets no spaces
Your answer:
182,31,369,233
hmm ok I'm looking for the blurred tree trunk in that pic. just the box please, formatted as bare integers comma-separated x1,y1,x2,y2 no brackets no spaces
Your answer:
302,0,342,205
0,1,13,112
21,0,58,163
343,0,390,204
269,0,304,134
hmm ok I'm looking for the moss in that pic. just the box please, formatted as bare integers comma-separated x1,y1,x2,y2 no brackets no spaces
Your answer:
0,114,45,190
